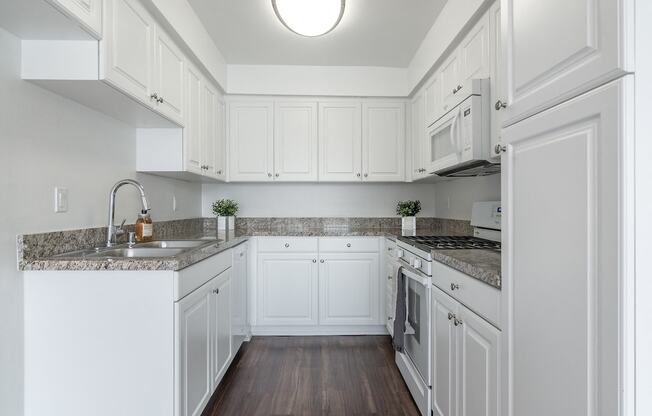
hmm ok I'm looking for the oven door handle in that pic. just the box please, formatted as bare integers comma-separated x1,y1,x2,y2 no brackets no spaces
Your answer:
399,259,430,287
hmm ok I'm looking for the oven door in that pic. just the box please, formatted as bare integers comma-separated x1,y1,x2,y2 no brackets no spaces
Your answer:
400,261,431,385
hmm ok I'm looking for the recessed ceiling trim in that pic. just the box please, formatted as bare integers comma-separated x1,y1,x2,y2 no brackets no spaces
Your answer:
271,0,345,37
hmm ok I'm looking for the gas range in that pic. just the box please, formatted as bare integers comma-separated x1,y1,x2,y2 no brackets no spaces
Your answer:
400,235,501,250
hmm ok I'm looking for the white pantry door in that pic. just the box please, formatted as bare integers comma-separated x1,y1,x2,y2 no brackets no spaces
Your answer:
502,78,632,416
318,102,362,182
274,101,318,181
501,0,632,126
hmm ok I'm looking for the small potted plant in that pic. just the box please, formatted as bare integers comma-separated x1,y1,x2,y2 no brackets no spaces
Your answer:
396,200,421,230
212,198,239,230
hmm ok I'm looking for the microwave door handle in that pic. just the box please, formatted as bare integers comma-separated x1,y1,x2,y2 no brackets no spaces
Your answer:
449,109,459,150
455,107,463,155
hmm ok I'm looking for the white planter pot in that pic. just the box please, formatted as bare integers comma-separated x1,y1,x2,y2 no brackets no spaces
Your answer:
401,216,416,230
217,216,235,230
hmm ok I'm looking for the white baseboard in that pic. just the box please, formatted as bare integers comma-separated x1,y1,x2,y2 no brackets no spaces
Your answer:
251,325,388,336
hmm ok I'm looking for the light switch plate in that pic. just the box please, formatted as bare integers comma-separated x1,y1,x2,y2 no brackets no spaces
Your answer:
54,187,68,213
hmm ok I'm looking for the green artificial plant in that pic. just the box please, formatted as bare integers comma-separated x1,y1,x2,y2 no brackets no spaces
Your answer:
396,200,421,217
212,199,239,217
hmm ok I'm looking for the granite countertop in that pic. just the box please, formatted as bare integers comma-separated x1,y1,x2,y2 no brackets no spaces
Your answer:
17,217,501,289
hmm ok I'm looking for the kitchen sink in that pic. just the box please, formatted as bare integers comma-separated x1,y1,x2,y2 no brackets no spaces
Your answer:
86,247,187,258
137,240,219,249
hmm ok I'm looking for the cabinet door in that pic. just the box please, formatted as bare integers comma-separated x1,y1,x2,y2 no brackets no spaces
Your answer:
362,102,405,182
318,102,362,182
153,27,185,125
410,92,428,180
501,0,631,126
210,270,232,389
257,253,319,326
51,0,102,36
184,64,203,174
502,79,628,416
424,72,442,127
457,305,500,416
274,102,318,181
319,253,380,325
231,245,248,352
489,1,504,157
229,102,274,181
439,51,461,116
102,0,155,105
386,260,397,335
459,13,490,84
431,286,458,416
202,82,217,176
175,284,211,416
213,99,227,180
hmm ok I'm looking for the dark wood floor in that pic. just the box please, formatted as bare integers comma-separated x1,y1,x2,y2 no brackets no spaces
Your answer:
203,336,420,416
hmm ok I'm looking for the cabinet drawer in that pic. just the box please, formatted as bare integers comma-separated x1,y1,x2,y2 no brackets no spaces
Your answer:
431,261,501,328
257,237,318,253
174,250,232,301
319,237,379,253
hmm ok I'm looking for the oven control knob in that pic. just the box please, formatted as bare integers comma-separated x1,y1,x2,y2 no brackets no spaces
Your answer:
413,258,422,269
396,249,404,258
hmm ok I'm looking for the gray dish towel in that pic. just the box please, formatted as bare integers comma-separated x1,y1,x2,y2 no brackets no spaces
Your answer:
392,266,406,352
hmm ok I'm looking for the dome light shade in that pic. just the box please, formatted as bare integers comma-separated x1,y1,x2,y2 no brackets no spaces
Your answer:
272,0,345,37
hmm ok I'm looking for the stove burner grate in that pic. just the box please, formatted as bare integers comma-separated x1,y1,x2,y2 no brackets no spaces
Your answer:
401,235,501,250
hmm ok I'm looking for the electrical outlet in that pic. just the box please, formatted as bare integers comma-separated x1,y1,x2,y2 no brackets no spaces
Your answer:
54,187,68,213
172,195,177,212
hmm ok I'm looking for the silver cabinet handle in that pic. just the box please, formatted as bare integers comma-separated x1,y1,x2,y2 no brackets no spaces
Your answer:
450,283,460,291
320,259,325,263
312,259,317,263
346,243,351,248
240,252,244,257
356,173,361,177
275,173,279,178
267,173,272,177
217,170,223,175
157,96,164,104
284,243,289,248
363,173,368,178
388,317,393,321
448,312,454,320
494,144,507,154
150,93,159,101
495,100,507,111
388,275,392,280
454,317,463,326
213,288,220,295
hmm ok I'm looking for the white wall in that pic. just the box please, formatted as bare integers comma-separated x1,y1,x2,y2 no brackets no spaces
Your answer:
0,27,201,416
201,177,500,219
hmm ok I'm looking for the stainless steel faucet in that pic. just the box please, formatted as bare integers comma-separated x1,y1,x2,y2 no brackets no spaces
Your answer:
106,179,150,247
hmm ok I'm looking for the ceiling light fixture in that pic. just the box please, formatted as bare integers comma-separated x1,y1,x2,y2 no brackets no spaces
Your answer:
272,0,345,37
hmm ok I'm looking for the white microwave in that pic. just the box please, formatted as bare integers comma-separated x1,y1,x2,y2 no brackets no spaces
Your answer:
426,78,500,177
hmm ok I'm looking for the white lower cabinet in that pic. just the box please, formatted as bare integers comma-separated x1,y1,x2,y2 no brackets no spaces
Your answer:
176,280,212,416
209,270,232,390
431,285,500,416
318,253,380,325
257,253,319,326
231,243,249,352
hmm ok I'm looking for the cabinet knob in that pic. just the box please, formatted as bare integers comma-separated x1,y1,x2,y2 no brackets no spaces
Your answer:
157,96,164,104
240,252,244,257
448,312,454,320
494,144,507,154
284,243,289,248
388,317,393,321
346,243,351,247
268,173,272,178
388,275,392,280
356,173,361,177
312,259,317,263
450,283,460,291
495,100,507,111
363,173,368,178
275,173,279,178
150,93,159,101
217,170,223,175
320,259,325,263
213,288,220,295
454,318,463,327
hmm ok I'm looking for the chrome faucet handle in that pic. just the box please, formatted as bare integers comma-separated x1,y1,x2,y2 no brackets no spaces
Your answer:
114,219,126,239
127,232,136,246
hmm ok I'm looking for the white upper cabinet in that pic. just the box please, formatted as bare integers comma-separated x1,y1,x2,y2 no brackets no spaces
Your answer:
102,0,155,105
213,99,227,181
184,64,203,175
153,26,185,125
201,81,217,176
459,12,490,83
410,92,429,180
502,78,629,416
318,253,380,326
424,72,441,127
362,102,405,182
319,102,363,182
50,0,102,37
501,0,632,126
439,51,461,116
274,102,318,182
228,101,275,181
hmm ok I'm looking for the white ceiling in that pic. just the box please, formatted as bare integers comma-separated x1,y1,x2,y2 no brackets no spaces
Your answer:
188,0,447,67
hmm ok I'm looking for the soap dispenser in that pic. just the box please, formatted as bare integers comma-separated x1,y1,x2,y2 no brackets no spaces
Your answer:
135,209,153,242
